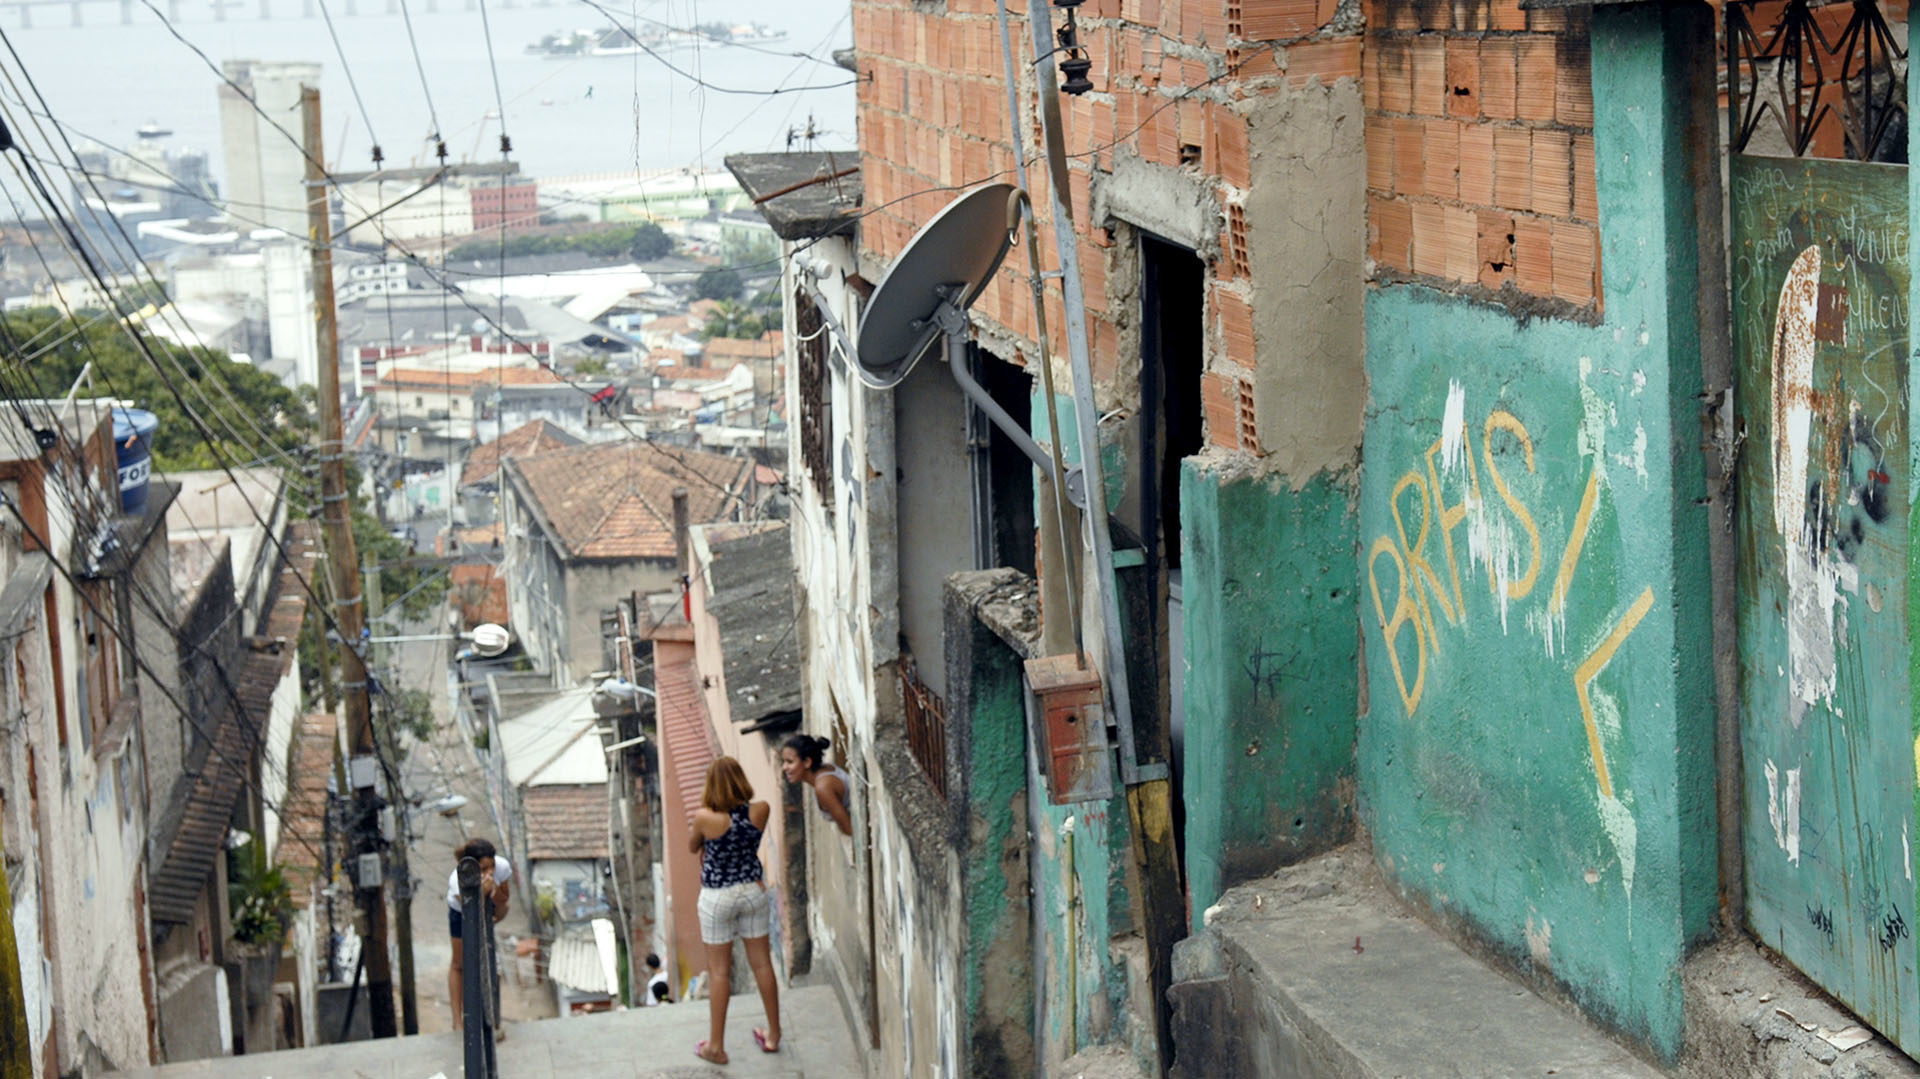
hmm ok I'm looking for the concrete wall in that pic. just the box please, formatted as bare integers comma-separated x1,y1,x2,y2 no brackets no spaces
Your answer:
892,357,972,701
779,233,894,1053
1181,465,1359,925
563,558,676,686
652,637,709,993
688,534,798,976
1355,4,1718,1059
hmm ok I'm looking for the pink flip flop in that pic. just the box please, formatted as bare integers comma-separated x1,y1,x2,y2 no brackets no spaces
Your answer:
752,1028,779,1053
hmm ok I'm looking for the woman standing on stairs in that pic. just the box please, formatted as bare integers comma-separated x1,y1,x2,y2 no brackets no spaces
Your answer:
689,756,782,1064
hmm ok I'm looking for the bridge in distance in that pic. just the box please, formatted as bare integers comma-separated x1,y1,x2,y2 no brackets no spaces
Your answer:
0,0,553,27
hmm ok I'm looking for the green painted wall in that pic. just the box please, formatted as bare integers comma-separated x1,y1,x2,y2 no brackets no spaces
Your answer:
1181,467,1359,927
1356,4,1716,1060
1731,156,1918,1050
956,604,1037,1074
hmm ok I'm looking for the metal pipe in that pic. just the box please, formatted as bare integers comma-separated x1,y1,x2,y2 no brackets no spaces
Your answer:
941,308,1060,478
1020,0,1154,783
1063,815,1078,1053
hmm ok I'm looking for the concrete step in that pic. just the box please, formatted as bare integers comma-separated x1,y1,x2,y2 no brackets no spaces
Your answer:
1169,848,1663,1079
110,983,863,1079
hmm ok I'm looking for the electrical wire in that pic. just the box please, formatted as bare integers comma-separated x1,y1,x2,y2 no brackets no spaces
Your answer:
397,0,444,157
316,0,383,167
0,49,319,478
574,0,859,96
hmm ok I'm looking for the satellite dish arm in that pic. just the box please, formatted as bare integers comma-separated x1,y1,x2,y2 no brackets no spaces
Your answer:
944,326,1060,483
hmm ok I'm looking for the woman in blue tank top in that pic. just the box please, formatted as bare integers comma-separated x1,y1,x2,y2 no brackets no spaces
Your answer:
688,756,780,1063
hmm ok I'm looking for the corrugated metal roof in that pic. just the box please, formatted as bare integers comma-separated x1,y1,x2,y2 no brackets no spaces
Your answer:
548,918,618,996
498,687,608,787
655,654,716,823
702,523,802,725
151,523,318,926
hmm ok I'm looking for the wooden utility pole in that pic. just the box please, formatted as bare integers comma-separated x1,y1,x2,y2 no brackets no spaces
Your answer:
304,84,398,1040
364,560,420,1035
1016,3,1184,1074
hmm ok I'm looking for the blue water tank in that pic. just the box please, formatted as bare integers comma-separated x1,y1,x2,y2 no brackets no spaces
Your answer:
111,408,159,515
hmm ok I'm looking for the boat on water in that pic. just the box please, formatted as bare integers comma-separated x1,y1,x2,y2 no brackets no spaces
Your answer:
525,20,787,58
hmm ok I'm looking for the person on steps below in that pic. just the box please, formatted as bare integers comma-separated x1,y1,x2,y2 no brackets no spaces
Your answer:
447,837,512,1031
690,756,781,1064
645,952,671,1006
781,733,852,837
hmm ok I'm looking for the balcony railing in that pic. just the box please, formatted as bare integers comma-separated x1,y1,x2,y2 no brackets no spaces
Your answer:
900,657,948,800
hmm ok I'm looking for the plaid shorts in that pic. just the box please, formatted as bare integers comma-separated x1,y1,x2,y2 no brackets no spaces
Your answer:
697,882,771,945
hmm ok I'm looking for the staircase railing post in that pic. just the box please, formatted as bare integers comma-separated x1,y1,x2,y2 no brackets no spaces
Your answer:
458,856,498,1078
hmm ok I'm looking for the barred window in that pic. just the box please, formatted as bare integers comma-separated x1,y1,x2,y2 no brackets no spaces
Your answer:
795,287,832,507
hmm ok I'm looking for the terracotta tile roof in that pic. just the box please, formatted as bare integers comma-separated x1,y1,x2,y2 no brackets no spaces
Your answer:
378,367,489,390
281,712,339,909
463,419,583,489
378,365,566,391
449,562,509,627
655,654,716,824
151,522,319,926
523,785,611,861
702,332,784,362
505,440,749,561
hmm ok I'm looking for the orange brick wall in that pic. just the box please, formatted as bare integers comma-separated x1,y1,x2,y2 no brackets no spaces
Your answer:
1363,0,1602,310
853,0,1366,454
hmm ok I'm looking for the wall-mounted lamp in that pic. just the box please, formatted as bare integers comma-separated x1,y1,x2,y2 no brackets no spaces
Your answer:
1053,0,1095,95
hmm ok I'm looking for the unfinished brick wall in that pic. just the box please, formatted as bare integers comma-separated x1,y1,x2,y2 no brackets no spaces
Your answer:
1363,0,1602,310
852,0,1369,456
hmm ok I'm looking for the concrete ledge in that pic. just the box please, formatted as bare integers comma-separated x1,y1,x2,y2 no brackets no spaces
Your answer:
1168,847,1662,1078
1678,940,1920,1079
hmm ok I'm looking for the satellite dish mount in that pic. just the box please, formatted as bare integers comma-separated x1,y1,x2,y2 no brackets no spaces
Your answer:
849,184,1077,500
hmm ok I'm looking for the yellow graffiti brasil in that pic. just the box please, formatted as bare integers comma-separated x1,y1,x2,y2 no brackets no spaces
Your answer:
1368,397,1654,797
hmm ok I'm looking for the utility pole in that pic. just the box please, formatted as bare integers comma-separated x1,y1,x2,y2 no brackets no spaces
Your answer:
1013,3,1183,1073
364,558,420,1035
305,84,398,1040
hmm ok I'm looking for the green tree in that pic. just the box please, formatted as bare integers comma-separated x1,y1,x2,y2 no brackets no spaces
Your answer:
693,267,743,302
700,299,767,341
629,222,673,261
2,308,314,472
573,354,611,376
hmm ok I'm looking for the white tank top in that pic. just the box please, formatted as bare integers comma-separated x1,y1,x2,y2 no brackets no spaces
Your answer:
815,764,852,819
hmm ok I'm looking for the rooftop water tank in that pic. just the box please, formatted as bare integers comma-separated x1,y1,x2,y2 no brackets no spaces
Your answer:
111,408,159,515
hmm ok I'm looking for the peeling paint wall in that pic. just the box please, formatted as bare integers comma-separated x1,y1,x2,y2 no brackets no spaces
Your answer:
1181,463,1358,925
1731,154,1919,1055
1356,4,1717,1061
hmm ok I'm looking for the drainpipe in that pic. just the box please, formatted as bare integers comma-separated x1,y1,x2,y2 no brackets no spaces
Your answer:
1062,814,1077,1055
671,487,690,574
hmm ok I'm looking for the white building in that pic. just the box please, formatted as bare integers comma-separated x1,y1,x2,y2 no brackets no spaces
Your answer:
218,60,320,240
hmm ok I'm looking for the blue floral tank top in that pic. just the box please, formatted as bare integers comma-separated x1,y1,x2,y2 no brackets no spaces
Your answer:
701,804,764,888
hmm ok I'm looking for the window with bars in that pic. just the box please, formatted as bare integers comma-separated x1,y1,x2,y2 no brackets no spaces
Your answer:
899,655,948,800
795,287,833,507
1726,0,1908,161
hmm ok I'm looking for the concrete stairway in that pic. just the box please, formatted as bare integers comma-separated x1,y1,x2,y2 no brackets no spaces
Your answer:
109,983,865,1079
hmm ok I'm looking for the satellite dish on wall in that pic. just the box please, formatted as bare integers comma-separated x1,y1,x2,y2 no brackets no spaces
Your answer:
853,182,1018,389
468,622,511,658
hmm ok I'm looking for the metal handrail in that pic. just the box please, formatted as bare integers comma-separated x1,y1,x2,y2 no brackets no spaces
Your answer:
458,856,500,1079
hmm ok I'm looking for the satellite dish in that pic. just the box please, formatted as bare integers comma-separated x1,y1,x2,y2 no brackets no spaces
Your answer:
853,183,1017,388
468,622,511,657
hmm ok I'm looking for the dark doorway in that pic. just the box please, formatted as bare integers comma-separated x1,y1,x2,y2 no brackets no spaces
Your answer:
1139,234,1205,870
970,344,1038,577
